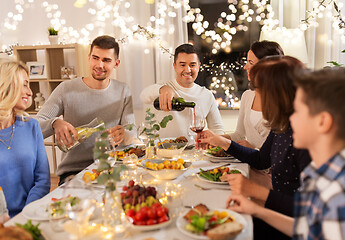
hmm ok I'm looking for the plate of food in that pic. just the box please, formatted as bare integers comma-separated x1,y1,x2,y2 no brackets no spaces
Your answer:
204,146,235,160
22,188,88,221
113,145,146,161
176,204,246,240
197,166,244,185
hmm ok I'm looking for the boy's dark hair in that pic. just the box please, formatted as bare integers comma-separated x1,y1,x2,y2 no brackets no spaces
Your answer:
250,40,284,59
90,35,119,58
174,44,200,63
294,67,345,140
250,55,304,133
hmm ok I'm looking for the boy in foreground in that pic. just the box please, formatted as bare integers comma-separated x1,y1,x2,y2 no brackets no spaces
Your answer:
226,67,345,239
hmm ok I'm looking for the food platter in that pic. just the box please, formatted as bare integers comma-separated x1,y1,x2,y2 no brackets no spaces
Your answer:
176,208,248,240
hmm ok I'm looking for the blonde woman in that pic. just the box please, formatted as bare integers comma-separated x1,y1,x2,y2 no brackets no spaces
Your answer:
0,61,50,217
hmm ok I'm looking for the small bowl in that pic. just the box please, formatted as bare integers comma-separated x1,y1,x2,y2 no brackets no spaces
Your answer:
156,142,187,158
141,159,192,180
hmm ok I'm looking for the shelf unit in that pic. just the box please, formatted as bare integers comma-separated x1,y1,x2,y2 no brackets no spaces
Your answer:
14,44,89,174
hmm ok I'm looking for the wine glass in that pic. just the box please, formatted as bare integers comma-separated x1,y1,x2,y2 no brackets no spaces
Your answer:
189,106,206,158
63,178,97,239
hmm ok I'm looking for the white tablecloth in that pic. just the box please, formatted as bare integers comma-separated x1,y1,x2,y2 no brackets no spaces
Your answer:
6,151,253,240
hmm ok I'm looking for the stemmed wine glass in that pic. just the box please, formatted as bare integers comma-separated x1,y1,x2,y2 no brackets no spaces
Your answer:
63,178,97,239
189,106,206,158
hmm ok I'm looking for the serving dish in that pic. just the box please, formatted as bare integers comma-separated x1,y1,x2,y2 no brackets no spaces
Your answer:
141,159,192,180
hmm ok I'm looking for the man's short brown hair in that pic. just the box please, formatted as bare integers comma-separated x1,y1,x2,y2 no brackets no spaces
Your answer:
294,67,345,141
90,35,119,58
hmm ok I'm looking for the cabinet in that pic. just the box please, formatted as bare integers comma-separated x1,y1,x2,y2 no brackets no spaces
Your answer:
13,44,89,174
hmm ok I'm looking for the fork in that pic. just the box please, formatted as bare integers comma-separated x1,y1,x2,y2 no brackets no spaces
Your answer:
194,184,229,191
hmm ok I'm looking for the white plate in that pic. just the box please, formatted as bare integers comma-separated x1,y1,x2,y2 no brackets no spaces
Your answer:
129,218,172,231
176,208,247,240
204,151,235,161
197,168,246,185
196,173,229,185
22,188,94,221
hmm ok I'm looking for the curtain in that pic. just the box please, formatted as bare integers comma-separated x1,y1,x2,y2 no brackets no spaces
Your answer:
115,0,188,122
271,0,345,69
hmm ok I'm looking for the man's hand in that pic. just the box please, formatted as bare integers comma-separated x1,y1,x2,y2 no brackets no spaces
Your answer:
53,119,78,147
158,85,177,111
108,125,125,146
226,174,269,201
196,130,231,150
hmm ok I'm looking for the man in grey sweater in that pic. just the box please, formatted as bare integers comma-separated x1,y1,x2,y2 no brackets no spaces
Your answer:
35,35,136,184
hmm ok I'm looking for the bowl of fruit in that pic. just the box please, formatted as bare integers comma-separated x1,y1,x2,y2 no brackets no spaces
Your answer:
142,159,191,180
121,180,171,230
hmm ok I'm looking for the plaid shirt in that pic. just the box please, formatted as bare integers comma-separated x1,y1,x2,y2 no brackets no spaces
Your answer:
293,149,345,240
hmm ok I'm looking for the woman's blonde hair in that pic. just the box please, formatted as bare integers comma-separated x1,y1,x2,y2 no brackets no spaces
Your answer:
0,60,31,121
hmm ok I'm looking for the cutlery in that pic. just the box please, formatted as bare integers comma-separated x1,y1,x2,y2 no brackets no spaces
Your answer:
194,184,230,191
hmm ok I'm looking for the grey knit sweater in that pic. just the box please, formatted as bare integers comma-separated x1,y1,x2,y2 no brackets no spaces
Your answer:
34,78,136,176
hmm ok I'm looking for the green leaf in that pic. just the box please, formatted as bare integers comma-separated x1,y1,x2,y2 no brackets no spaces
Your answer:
342,49,345,53
125,123,134,131
97,172,110,184
16,220,41,240
327,61,342,66
95,141,108,148
101,131,109,138
153,124,160,131
97,161,111,172
110,164,128,181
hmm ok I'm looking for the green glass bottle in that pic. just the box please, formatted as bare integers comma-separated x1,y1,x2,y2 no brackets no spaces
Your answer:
153,97,195,111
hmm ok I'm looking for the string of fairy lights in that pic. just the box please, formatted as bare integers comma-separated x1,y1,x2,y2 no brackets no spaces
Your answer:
1,0,344,108
187,0,278,54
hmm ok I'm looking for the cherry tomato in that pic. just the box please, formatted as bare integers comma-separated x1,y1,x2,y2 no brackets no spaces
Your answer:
146,219,158,225
156,207,165,218
134,220,146,225
158,214,169,223
162,207,169,215
135,211,147,222
147,208,157,219
152,202,161,209
126,209,136,218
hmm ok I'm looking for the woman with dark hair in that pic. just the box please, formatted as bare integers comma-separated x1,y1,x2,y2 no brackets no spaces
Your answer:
197,56,311,239
225,40,284,149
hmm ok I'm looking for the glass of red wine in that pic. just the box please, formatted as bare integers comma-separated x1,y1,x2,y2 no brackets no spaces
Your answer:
189,106,206,157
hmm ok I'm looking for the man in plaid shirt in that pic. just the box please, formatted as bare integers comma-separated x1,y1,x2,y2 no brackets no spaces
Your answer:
226,67,345,240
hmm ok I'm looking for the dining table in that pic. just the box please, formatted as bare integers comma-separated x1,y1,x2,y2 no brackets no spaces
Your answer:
5,147,253,240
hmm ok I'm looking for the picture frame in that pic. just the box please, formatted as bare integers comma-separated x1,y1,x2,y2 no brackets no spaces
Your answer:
60,66,75,79
27,62,47,79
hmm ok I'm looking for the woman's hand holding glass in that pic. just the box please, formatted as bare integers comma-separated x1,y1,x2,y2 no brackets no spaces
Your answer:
196,130,232,150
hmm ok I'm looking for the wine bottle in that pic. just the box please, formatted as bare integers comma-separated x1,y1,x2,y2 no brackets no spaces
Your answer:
153,97,195,111
57,118,105,152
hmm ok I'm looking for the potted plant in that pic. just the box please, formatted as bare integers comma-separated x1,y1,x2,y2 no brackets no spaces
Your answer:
48,27,59,45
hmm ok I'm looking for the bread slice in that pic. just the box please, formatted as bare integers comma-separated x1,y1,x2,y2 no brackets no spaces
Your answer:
0,224,33,240
183,203,209,220
206,221,244,240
